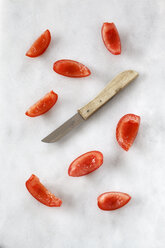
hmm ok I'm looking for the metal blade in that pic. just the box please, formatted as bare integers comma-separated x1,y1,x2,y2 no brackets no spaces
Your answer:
42,113,84,143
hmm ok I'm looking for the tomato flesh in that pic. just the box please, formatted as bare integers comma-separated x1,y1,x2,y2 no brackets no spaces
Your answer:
116,114,140,151
68,151,103,177
25,90,58,117
98,192,131,211
26,174,62,207
53,60,91,78
26,29,51,57
101,23,121,55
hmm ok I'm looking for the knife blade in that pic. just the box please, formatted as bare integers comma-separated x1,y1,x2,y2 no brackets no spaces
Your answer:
42,70,138,143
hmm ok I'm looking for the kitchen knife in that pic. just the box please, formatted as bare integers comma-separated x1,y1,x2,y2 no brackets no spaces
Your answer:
42,70,138,143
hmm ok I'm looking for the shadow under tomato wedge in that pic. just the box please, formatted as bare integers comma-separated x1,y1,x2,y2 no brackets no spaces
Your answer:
26,174,62,207
98,192,131,211
53,59,91,78
116,114,140,151
68,151,103,177
26,29,51,57
25,90,58,117
101,22,121,55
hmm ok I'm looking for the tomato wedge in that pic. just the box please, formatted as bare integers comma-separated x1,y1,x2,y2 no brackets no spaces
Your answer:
26,29,51,57
101,22,121,55
68,151,103,177
116,114,140,151
26,174,62,207
25,90,58,117
53,60,91,78
98,192,131,211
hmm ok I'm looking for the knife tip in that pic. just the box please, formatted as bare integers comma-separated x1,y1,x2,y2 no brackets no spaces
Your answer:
41,138,52,143
41,136,58,143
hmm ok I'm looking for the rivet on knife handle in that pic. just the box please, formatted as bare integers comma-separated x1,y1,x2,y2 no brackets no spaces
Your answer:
78,70,138,120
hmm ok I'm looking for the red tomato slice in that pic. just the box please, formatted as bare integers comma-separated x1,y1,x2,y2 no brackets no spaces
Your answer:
26,174,62,207
116,114,140,151
101,22,121,55
98,192,131,211
68,151,103,177
25,90,58,117
53,60,91,78
26,29,51,57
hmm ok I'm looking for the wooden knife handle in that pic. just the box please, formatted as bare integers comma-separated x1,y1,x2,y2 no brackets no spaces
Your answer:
78,70,138,120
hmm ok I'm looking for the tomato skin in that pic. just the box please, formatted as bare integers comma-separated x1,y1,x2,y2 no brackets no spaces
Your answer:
26,174,62,207
97,192,131,211
53,60,91,78
26,29,51,57
68,151,103,177
101,23,121,55
25,90,58,117
116,114,140,151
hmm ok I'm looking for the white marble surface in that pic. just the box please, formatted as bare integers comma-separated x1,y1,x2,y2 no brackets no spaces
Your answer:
0,0,165,247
